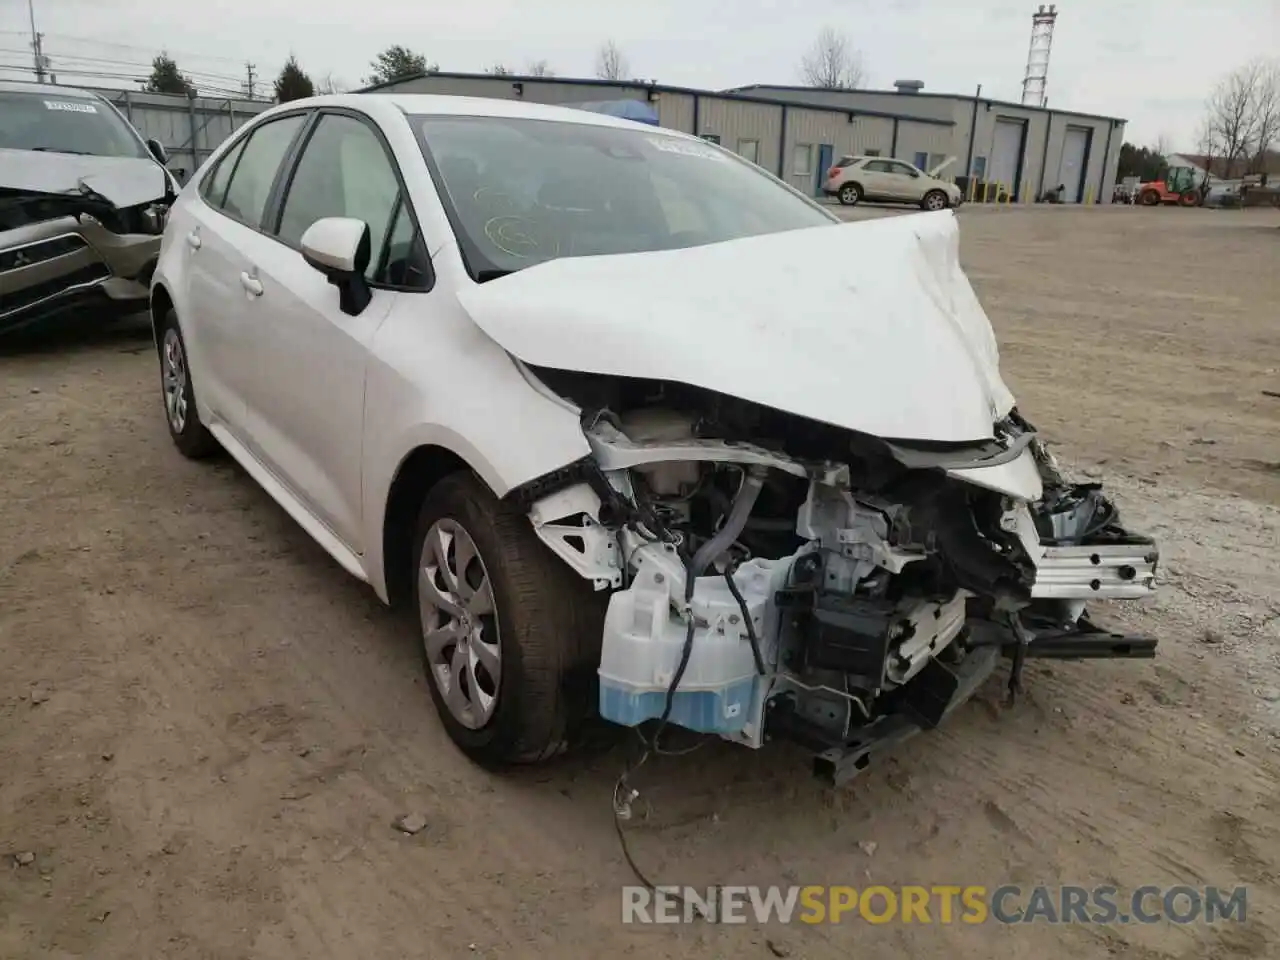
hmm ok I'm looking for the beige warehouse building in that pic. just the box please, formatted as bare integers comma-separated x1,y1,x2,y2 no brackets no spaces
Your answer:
364,72,1125,205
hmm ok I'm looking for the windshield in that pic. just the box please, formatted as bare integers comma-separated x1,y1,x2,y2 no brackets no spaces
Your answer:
0,91,147,158
411,115,837,280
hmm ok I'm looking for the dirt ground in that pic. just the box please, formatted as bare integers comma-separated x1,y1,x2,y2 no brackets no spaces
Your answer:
2,207,1278,960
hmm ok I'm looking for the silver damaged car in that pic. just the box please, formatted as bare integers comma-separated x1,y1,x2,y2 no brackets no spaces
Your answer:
1,80,175,335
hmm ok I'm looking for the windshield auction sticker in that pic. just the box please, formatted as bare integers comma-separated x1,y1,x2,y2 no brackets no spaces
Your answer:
646,136,724,161
44,100,98,113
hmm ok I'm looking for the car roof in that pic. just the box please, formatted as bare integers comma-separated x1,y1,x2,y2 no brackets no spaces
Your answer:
255,92,696,136
0,78,100,98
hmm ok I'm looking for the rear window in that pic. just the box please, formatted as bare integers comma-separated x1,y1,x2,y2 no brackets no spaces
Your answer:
0,91,146,158
836,156,858,168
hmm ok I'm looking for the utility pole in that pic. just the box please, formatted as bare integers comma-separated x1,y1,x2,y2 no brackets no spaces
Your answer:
28,0,46,83
245,62,256,99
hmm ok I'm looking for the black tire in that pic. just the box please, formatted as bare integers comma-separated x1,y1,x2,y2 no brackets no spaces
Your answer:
1140,189,1160,206
158,312,219,460
838,182,862,206
411,471,605,766
921,189,949,211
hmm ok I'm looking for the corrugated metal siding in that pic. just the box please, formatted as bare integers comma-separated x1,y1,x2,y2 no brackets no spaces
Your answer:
965,106,1047,200
1038,113,1117,202
655,92,694,134
894,122,954,167
89,87,269,184
782,109,894,192
735,86,959,123
697,97,782,172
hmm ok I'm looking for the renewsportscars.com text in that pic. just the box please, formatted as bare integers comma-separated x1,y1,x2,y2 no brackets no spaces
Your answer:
622,884,1249,925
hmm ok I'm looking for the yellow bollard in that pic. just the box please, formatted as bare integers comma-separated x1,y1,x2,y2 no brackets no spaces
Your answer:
1005,182,1012,206
982,181,990,203
967,177,976,202
1085,184,1094,205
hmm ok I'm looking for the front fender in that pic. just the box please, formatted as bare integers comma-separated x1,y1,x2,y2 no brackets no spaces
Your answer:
360,298,593,600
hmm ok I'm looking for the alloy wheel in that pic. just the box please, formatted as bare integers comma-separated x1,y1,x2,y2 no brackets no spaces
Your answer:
418,518,501,729
162,328,189,434
926,192,947,211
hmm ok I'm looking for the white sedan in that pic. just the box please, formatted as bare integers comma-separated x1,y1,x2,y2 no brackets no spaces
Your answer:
150,94,1158,783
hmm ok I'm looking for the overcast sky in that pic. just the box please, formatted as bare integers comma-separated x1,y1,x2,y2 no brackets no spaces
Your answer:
2,0,1276,148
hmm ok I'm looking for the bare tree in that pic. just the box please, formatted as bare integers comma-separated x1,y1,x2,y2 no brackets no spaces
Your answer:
485,63,512,76
317,72,349,95
799,26,864,90
525,59,554,77
1202,59,1271,177
1152,134,1170,160
595,40,629,81
1247,60,1280,174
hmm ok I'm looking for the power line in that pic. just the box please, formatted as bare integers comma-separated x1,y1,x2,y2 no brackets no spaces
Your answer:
35,32,247,67
0,47,245,85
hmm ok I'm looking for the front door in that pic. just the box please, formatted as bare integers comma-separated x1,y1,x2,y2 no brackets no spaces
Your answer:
816,144,834,197
884,160,925,201
231,110,407,553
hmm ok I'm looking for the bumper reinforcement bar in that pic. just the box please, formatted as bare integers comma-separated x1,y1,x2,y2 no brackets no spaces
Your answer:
767,645,1001,788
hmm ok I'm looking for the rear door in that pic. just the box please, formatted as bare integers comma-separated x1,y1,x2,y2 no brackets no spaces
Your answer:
182,112,308,430
228,109,430,553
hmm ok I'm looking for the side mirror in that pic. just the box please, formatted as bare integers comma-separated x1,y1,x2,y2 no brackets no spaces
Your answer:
300,217,373,316
146,138,168,164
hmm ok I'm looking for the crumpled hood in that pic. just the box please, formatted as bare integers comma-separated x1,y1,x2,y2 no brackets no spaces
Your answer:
0,149,168,209
456,210,1017,443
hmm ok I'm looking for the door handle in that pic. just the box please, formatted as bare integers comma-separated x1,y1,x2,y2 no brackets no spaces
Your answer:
186,231,201,250
239,272,263,297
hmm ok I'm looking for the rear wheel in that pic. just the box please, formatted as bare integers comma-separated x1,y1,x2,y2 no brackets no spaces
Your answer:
411,472,604,765
1140,189,1160,206
838,182,862,206
922,189,948,211
158,314,219,460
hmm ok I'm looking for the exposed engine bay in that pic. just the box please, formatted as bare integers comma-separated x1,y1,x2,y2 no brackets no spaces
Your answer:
0,184,169,236
511,366,1160,785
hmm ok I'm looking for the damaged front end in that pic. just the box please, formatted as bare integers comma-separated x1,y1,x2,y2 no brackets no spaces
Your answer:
508,369,1159,786
1,164,173,333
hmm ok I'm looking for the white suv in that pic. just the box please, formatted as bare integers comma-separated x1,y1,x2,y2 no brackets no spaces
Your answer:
824,155,962,210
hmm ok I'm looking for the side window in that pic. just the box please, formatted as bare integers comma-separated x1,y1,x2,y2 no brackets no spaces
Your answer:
379,199,432,289
890,161,920,178
275,114,401,283
200,136,246,209
221,114,306,227
864,160,891,173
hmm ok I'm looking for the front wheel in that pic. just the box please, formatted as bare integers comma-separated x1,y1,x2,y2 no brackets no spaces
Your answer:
411,472,604,766
922,189,949,211
838,183,862,206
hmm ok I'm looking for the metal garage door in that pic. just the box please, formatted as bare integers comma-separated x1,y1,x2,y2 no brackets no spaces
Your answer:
1058,126,1091,203
989,118,1024,195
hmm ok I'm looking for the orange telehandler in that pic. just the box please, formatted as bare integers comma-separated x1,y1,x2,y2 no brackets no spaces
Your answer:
1138,166,1206,207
